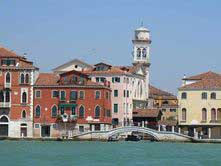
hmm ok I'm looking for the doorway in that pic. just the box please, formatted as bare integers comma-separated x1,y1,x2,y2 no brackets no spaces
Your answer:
41,125,51,137
0,116,9,136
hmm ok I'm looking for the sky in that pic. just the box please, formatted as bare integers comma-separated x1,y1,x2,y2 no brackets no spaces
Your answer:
1,0,221,94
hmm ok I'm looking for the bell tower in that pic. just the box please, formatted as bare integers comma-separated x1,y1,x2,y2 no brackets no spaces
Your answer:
132,24,152,100
132,25,151,67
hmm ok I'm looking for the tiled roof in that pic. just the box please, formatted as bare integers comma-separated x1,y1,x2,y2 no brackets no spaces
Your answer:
84,64,144,76
35,73,110,88
183,71,221,80
35,73,60,86
149,85,177,99
0,47,19,58
133,109,161,118
0,47,38,69
179,78,221,90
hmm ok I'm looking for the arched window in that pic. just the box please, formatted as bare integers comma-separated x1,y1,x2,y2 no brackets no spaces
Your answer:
6,72,10,83
0,116,9,122
95,91,101,99
35,105,41,117
95,106,101,118
22,92,27,103
21,110,26,119
25,74,29,84
217,108,221,121
79,106,85,118
211,92,216,100
142,48,147,58
5,91,10,102
51,105,57,118
202,108,207,121
181,108,187,121
0,91,4,102
137,48,141,58
181,92,187,99
20,73,25,84
201,92,207,100
211,108,216,121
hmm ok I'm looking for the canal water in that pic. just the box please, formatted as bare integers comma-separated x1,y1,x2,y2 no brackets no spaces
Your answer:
0,141,220,166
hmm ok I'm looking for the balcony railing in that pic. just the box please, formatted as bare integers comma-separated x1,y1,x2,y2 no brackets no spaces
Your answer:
0,102,11,108
4,83,11,88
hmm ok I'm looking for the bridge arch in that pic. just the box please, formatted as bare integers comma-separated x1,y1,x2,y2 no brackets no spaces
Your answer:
107,126,160,141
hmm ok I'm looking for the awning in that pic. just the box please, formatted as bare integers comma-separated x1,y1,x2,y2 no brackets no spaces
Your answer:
59,103,77,108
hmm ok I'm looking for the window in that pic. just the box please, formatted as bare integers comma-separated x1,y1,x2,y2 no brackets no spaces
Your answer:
100,77,106,82
211,108,216,121
60,91,66,101
137,48,141,58
1,59,15,66
5,91,10,102
96,77,99,82
127,90,129,98
52,90,59,98
202,108,207,121
20,73,25,84
95,106,101,118
79,126,84,132
106,110,111,117
35,105,41,117
181,108,187,121
25,74,29,84
217,108,221,121
79,106,85,118
71,107,76,115
112,77,120,83
79,91,84,99
170,109,176,112
51,105,57,118
114,90,118,97
34,123,40,128
211,92,216,100
201,92,207,100
70,91,78,101
21,110,26,119
35,90,41,98
124,90,126,97
0,91,4,102
95,91,101,99
181,92,187,99
6,72,10,83
142,48,147,58
60,107,65,115
72,76,78,82
22,92,27,103
114,104,118,113
105,91,108,99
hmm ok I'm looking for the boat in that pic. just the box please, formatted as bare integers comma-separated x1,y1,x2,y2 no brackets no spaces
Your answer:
125,134,141,141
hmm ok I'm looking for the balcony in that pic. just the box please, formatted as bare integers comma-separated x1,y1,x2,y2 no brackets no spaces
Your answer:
4,83,11,89
0,102,11,108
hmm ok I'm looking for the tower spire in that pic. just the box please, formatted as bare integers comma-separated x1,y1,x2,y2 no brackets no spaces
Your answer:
140,19,144,27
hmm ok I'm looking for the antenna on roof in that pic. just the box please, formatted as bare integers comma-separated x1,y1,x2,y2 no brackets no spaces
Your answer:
140,19,144,27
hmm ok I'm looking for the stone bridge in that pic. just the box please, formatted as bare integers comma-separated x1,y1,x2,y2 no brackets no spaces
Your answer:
72,126,193,142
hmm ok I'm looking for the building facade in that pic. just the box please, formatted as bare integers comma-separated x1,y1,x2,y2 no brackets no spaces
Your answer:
178,71,221,139
33,70,112,138
0,47,38,137
52,26,152,127
149,85,178,126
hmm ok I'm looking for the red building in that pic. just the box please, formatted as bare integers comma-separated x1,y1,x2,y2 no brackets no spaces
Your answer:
33,70,112,138
0,47,38,137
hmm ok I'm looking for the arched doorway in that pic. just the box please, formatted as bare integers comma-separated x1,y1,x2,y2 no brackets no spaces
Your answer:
0,116,9,136
20,123,27,137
